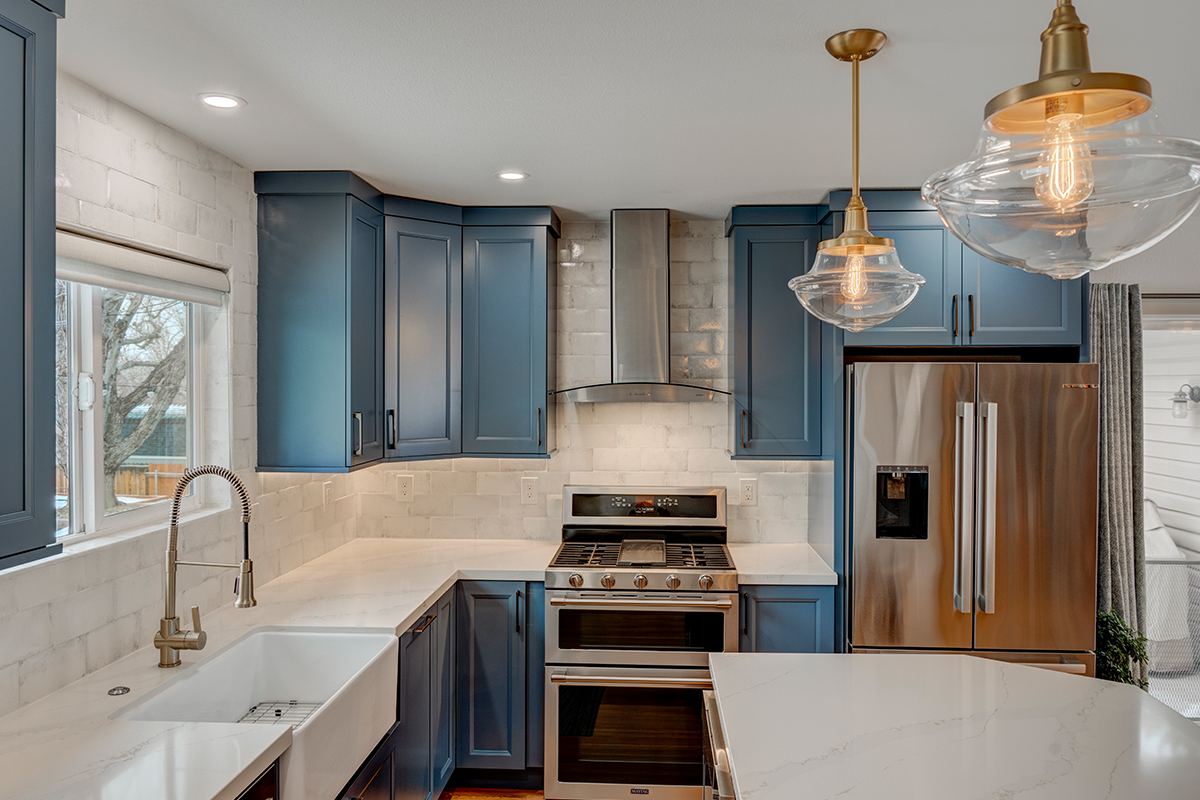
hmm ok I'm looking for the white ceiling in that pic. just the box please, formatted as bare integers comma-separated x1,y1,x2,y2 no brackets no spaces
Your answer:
57,0,1200,221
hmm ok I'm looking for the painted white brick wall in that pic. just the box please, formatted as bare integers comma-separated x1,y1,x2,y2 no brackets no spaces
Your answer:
355,221,826,544
0,73,354,718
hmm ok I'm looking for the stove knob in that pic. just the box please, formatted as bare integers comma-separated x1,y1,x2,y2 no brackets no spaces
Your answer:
633,574,649,590
698,574,714,590
569,573,584,588
665,574,681,590
601,573,616,589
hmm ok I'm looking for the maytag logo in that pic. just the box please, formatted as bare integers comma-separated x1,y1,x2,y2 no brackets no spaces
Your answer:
631,790,649,795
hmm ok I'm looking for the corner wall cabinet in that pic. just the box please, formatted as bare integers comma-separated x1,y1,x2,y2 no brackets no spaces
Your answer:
823,191,1085,348
256,173,558,471
726,207,823,459
0,0,62,569
256,174,385,472
739,585,835,654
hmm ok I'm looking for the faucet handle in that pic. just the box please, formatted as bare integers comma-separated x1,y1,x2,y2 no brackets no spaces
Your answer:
190,606,203,634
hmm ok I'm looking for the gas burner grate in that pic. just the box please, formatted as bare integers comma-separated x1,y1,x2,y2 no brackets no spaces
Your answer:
552,542,621,567
664,544,732,569
236,700,322,727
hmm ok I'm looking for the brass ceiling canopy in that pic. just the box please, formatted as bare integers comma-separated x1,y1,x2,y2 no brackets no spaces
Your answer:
984,0,1151,135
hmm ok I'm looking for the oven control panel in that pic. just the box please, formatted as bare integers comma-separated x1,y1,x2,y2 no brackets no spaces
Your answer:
545,568,737,592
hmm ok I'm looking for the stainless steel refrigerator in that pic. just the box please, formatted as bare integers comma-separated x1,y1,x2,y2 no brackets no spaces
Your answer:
848,362,1100,673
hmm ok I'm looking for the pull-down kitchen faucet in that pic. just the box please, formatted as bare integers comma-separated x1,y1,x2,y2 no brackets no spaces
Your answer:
155,465,255,668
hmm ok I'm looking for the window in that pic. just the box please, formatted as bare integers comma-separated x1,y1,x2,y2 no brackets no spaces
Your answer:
55,280,199,537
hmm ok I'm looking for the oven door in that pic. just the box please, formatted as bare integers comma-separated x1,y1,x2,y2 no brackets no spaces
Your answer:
546,591,738,667
545,666,712,800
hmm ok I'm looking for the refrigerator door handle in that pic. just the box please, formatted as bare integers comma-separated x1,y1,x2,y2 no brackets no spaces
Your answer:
954,402,975,613
977,402,999,614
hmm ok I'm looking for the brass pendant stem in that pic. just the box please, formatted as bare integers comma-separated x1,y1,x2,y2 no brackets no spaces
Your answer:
851,55,860,198
1039,0,1090,79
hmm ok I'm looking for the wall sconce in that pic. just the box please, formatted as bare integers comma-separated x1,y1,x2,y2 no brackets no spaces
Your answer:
1173,384,1200,419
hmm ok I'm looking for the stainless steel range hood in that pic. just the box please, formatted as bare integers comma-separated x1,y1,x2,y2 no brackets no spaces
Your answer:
558,209,729,403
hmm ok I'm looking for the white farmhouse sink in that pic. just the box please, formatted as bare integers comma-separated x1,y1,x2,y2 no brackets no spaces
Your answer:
117,627,398,800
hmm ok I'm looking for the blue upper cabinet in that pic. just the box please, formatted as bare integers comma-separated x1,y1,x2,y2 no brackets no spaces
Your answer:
462,225,557,456
256,176,385,472
0,0,61,569
726,208,823,459
828,191,1085,348
384,216,463,459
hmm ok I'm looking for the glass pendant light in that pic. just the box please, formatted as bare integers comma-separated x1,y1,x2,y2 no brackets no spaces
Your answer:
923,1,1200,280
790,29,925,332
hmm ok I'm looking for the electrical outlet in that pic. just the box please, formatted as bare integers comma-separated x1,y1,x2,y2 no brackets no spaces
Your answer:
322,481,333,507
740,478,757,506
521,476,538,505
397,474,414,502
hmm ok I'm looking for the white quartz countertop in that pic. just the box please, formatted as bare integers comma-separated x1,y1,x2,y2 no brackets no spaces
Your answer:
708,652,1200,800
728,543,836,585
0,538,556,800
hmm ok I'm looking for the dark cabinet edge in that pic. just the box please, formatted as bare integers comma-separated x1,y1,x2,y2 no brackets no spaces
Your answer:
0,542,63,572
254,171,386,212
29,0,65,17
462,207,560,237
724,205,819,236
820,188,932,218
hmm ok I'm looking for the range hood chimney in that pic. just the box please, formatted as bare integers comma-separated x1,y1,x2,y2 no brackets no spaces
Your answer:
558,209,729,403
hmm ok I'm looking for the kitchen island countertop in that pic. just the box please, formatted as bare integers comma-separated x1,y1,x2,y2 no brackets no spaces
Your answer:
708,652,1200,800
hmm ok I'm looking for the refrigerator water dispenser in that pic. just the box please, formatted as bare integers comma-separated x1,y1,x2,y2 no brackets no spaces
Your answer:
875,466,928,539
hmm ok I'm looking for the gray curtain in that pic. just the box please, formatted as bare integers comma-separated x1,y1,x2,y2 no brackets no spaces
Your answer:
1090,283,1146,682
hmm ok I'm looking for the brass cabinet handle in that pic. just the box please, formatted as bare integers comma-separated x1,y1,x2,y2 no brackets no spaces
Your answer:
411,614,435,635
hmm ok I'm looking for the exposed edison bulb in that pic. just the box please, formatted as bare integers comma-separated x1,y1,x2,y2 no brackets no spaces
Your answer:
840,248,868,303
1035,111,1095,211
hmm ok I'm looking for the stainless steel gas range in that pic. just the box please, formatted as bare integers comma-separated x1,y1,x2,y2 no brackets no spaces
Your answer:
544,486,737,800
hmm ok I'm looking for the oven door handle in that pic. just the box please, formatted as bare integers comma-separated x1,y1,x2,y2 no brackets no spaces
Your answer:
550,673,713,688
549,597,734,609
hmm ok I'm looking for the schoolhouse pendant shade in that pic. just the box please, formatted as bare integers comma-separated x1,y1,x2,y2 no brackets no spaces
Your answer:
922,0,1200,281
789,29,924,332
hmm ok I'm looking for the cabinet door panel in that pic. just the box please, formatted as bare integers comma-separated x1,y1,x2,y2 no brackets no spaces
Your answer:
456,580,526,769
0,0,57,568
962,247,1082,346
843,227,961,346
349,199,384,466
462,228,547,454
384,217,462,458
431,588,455,793
396,621,432,800
731,226,822,457
740,585,834,653
525,581,545,769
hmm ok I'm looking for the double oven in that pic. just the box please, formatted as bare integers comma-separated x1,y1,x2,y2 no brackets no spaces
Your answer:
544,487,738,800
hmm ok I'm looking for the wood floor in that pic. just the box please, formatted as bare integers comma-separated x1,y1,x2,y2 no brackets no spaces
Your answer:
437,790,543,800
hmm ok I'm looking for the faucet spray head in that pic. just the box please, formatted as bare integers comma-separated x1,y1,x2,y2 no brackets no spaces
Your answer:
235,559,257,608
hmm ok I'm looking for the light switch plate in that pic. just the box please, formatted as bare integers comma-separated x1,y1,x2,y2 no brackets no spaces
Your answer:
397,474,414,502
740,478,757,506
521,477,538,504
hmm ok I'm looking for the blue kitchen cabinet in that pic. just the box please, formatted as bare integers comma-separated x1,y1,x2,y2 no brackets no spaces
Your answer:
384,216,462,459
431,586,456,791
726,211,823,458
396,611,433,800
739,585,835,653
456,580,526,770
0,0,61,569
462,227,556,456
826,191,1084,348
256,175,385,472
525,581,545,769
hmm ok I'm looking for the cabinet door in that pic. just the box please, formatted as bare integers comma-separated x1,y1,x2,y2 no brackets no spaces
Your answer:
525,581,545,769
384,217,462,458
396,619,433,800
0,0,58,569
730,226,822,458
843,226,962,346
462,227,549,455
456,580,526,769
349,198,385,466
740,585,834,653
430,588,456,793
961,246,1082,346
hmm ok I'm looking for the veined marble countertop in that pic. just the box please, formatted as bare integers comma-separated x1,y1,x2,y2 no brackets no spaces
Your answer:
728,543,836,585
709,652,1200,800
0,538,556,800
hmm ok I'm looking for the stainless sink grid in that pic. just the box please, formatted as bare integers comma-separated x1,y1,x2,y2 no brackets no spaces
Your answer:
236,700,323,727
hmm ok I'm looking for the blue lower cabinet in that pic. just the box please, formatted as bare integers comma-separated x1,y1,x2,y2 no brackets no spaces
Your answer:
740,585,835,653
525,582,546,769
396,611,433,800
456,581,527,769
431,587,456,791
340,744,393,800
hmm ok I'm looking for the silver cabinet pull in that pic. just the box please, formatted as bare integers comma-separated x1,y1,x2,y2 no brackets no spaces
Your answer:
387,409,396,449
549,597,733,610
550,673,712,689
954,402,975,613
515,589,522,634
352,412,364,457
968,294,976,338
977,402,998,614
952,294,959,339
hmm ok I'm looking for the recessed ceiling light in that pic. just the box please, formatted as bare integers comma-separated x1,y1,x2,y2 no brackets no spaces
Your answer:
199,93,245,109
497,171,528,181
